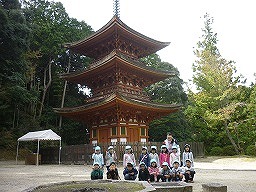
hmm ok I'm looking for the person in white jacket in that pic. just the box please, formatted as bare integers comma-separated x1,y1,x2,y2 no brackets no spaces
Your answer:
182,144,194,167
92,146,104,169
123,145,136,168
105,146,117,171
170,145,180,167
163,133,180,155
149,146,160,167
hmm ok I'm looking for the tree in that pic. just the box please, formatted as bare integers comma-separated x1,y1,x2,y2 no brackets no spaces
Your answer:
0,0,34,148
231,82,256,151
187,13,245,154
21,0,93,144
142,54,190,142
22,0,93,117
0,0,94,150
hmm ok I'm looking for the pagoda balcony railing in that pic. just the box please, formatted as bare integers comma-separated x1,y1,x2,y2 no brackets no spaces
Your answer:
89,50,147,69
86,91,150,103
89,50,117,68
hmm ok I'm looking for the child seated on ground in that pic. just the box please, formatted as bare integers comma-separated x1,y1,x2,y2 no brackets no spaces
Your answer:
91,162,103,180
106,162,120,180
148,159,161,182
159,162,172,182
183,159,195,183
123,162,138,180
171,161,183,181
138,162,150,182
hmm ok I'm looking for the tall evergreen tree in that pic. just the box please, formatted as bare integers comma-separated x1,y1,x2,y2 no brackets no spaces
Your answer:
187,14,244,154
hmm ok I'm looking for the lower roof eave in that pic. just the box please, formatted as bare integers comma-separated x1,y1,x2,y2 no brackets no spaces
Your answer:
53,93,182,123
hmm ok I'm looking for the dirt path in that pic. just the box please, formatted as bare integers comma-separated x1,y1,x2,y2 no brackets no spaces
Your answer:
0,157,256,192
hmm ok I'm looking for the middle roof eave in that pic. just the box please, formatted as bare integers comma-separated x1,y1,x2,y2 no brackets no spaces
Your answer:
59,51,176,84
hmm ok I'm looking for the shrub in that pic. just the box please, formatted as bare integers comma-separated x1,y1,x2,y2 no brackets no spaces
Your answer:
245,145,256,156
209,146,223,156
222,145,237,156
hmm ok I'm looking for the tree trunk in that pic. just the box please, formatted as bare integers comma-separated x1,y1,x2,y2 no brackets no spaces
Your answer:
58,54,71,129
33,79,41,120
16,106,20,128
39,60,52,117
12,107,16,129
224,120,240,154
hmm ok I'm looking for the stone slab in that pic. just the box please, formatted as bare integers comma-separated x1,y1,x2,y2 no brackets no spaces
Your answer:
202,183,227,192
152,182,193,192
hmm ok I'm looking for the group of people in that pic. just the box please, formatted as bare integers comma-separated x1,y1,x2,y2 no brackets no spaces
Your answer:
90,134,195,183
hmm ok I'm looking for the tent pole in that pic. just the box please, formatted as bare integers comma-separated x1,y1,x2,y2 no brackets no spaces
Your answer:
16,141,19,165
37,139,40,166
59,140,61,165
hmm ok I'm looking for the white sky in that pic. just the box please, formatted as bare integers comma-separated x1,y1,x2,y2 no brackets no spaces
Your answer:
56,0,256,86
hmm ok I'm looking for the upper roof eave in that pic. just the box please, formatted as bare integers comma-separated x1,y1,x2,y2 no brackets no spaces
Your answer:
63,15,170,50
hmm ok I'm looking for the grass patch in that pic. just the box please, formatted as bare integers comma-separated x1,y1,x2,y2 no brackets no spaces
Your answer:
33,181,145,192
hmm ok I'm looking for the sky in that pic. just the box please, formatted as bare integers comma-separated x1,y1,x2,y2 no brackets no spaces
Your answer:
55,0,256,87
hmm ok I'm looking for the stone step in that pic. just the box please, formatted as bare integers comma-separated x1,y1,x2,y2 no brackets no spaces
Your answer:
202,183,227,192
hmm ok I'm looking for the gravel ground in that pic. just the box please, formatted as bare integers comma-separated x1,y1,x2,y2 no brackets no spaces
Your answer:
0,157,256,192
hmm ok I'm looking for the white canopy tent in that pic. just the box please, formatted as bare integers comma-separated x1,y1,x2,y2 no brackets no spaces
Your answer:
16,129,61,165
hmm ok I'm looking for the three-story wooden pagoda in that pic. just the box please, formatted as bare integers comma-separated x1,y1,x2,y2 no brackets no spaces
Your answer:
54,16,180,144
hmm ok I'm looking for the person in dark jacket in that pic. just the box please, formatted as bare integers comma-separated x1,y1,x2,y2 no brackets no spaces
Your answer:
139,146,150,167
123,162,138,180
106,162,120,180
138,162,150,182
91,162,103,180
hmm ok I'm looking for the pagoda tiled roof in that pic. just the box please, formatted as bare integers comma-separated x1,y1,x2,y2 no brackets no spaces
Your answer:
60,50,176,85
54,92,181,115
64,15,170,58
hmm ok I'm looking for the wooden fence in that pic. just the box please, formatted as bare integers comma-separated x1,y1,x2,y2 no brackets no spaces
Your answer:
40,142,204,165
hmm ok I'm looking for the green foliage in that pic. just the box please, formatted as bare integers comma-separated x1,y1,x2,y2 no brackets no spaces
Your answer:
141,53,161,68
143,54,190,142
245,145,256,156
209,146,223,156
0,129,16,149
185,13,250,154
0,0,93,150
0,0,33,139
149,111,191,142
145,61,187,105
61,119,88,145
221,145,237,156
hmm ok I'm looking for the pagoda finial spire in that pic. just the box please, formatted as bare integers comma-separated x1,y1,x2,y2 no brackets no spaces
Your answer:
113,0,120,18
